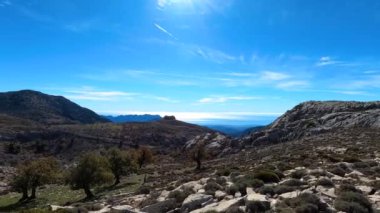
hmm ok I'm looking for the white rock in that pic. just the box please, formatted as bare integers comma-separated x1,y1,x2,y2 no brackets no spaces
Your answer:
198,189,206,194
181,194,213,212
157,190,170,202
368,195,380,210
246,187,255,195
190,197,244,213
316,186,336,198
215,190,226,200
110,205,139,213
357,185,374,195
279,190,300,199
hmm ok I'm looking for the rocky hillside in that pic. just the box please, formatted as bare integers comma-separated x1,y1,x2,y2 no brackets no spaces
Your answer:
0,90,109,124
243,101,380,146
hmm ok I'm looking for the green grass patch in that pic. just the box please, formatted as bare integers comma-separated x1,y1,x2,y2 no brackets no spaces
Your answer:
0,174,143,212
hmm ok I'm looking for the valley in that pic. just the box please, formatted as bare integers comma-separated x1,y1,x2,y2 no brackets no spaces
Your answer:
0,91,379,212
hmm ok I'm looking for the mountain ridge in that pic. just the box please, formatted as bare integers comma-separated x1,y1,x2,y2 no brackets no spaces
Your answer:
0,90,109,125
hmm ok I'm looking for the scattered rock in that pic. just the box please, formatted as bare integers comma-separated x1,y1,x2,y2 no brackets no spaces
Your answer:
141,198,176,213
181,194,213,212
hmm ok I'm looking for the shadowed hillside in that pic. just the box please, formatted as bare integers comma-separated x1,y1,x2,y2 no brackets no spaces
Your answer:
0,90,109,125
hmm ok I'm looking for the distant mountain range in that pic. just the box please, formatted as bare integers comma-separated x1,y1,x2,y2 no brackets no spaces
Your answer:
0,90,109,124
103,114,162,123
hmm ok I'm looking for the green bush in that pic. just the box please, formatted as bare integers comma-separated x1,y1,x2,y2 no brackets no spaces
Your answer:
226,184,239,196
338,184,361,194
294,204,318,213
274,185,296,195
215,176,227,186
290,169,307,179
246,200,270,212
137,185,151,194
280,193,327,211
257,186,275,196
334,200,369,213
216,168,232,176
343,155,361,163
226,206,244,213
277,162,292,171
334,192,372,213
316,178,334,187
168,188,192,203
328,166,346,177
253,171,280,183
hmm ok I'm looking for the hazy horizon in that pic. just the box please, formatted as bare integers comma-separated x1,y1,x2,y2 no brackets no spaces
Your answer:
1,0,380,123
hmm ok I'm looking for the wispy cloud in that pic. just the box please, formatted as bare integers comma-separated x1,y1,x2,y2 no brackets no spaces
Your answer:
192,46,236,64
48,87,138,101
276,80,310,90
261,71,290,81
146,37,238,64
152,96,180,103
198,96,261,103
154,23,177,40
316,56,339,66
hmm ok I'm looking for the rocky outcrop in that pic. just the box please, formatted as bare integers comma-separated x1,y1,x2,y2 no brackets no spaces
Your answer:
184,133,233,156
243,101,380,146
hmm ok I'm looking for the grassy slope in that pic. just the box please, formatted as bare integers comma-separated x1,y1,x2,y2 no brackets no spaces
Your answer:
0,175,144,212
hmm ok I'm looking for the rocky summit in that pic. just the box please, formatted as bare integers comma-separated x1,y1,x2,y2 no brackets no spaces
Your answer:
243,101,380,146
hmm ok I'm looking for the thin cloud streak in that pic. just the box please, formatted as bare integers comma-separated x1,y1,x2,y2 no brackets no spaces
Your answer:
154,23,177,40
198,96,261,103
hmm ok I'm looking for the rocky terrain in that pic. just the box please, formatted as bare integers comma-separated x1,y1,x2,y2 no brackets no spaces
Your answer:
41,128,380,212
243,101,380,146
1,95,380,212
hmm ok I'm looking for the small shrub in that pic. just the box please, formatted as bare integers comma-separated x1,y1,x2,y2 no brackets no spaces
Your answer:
334,200,369,213
253,171,280,183
290,169,307,179
168,189,192,203
226,206,244,213
246,200,270,212
229,171,240,181
217,168,232,176
280,193,327,211
338,184,361,194
343,155,361,163
316,178,334,187
328,166,346,177
334,192,372,213
215,176,227,186
274,185,296,195
226,184,239,196
137,185,151,195
295,204,318,213
277,162,292,171
257,186,275,196
370,180,380,190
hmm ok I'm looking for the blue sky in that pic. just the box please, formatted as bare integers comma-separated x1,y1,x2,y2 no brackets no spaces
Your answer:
1,0,380,124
